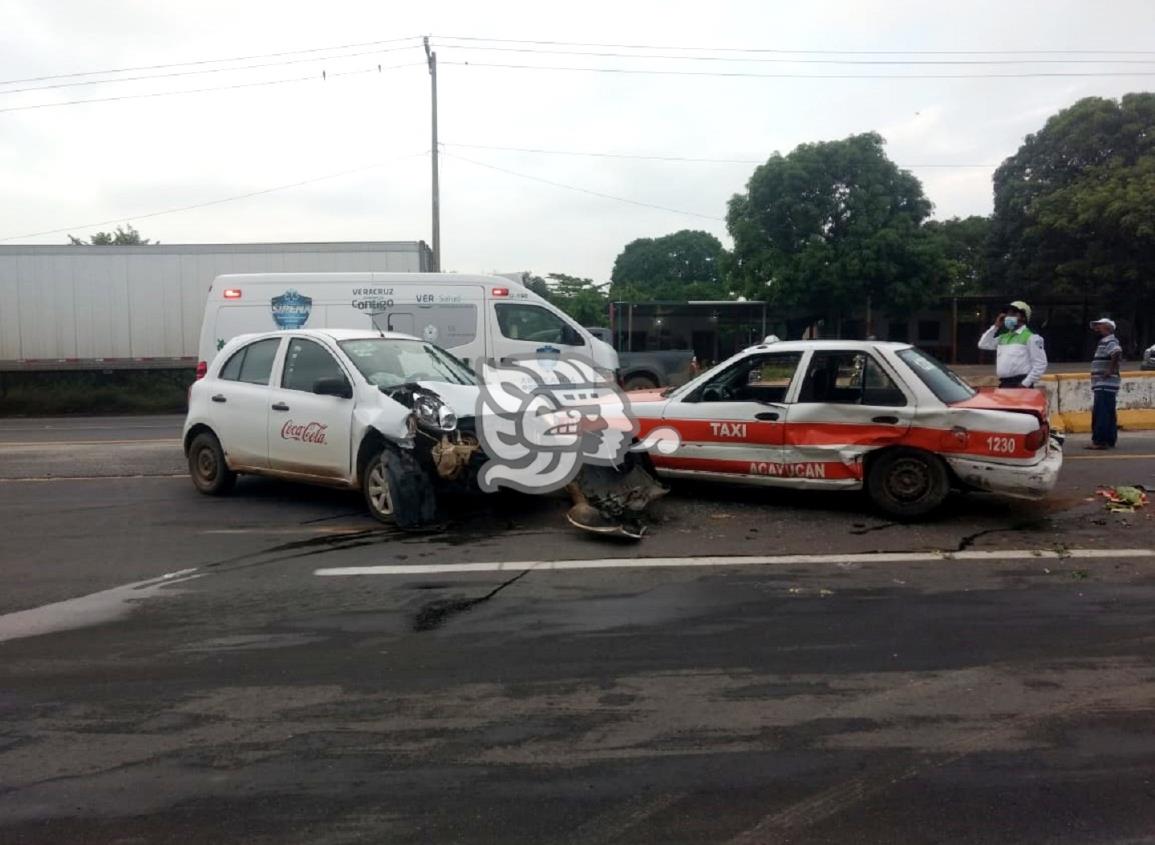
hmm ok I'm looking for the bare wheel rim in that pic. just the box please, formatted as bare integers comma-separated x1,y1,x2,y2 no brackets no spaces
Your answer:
885,457,932,502
195,445,218,484
367,461,393,516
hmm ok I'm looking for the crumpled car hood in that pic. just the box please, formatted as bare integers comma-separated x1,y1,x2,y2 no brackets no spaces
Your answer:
414,380,481,417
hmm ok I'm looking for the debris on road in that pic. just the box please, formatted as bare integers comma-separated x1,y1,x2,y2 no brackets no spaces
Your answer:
565,462,668,540
1097,485,1149,513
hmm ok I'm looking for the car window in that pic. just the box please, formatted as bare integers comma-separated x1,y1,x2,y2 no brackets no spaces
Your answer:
218,347,245,381
495,303,582,345
338,338,476,388
219,338,279,385
798,351,907,407
896,347,976,403
282,338,346,392
694,352,802,403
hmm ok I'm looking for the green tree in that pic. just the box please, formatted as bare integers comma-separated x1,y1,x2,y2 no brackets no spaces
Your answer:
925,215,991,294
543,273,608,327
990,93,1155,328
68,224,154,245
726,132,946,326
515,272,609,326
609,230,729,301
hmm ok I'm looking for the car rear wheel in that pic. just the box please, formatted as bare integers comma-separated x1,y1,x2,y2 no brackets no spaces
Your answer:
188,431,236,495
623,374,658,391
866,448,949,519
362,447,438,529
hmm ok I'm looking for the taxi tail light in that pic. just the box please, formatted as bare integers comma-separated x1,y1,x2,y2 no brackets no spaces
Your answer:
1025,422,1048,452
194,360,208,380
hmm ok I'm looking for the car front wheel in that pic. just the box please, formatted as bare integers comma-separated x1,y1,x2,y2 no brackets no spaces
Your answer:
866,448,949,519
188,431,236,495
362,447,438,529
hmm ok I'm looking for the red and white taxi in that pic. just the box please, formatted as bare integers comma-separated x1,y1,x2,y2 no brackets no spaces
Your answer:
629,340,1062,518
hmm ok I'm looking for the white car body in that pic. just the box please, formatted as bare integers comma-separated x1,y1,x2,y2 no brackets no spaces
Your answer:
195,272,617,377
183,329,484,516
628,339,1062,504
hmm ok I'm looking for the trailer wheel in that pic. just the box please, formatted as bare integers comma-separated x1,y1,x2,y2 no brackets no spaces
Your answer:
188,431,236,495
866,448,949,520
362,447,438,529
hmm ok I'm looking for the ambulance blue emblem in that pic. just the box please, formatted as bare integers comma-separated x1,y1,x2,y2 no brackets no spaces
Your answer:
271,289,312,329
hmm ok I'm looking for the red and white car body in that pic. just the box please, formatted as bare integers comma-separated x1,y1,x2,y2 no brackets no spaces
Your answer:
628,340,1061,514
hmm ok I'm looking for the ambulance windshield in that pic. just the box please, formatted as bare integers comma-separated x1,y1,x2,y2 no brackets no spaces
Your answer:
339,339,476,389
896,347,976,404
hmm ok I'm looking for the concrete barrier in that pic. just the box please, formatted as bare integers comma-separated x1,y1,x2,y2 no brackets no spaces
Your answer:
1039,371,1155,433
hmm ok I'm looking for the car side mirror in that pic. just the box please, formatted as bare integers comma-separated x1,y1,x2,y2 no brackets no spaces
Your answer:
562,325,585,346
313,376,352,399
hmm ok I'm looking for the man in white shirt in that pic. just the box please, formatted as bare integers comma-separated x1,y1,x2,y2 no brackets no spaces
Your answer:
977,300,1048,388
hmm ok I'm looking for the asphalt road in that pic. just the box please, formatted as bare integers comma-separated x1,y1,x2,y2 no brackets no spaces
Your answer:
4,416,1155,843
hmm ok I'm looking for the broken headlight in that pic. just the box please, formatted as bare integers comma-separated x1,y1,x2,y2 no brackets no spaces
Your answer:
412,393,458,433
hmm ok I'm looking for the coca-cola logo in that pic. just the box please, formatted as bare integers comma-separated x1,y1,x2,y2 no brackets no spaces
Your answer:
281,420,328,444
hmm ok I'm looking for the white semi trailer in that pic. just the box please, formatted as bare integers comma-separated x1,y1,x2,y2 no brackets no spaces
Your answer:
0,241,432,371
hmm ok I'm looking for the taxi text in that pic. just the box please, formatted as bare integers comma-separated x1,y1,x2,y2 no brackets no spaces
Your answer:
748,461,827,479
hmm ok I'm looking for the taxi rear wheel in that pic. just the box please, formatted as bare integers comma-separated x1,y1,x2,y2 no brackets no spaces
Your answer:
866,448,949,519
188,431,236,495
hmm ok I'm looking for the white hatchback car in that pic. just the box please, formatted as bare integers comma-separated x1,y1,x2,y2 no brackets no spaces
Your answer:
183,329,484,527
628,339,1063,518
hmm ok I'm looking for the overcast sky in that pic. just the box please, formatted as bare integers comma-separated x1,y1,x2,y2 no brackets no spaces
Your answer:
2,0,1153,281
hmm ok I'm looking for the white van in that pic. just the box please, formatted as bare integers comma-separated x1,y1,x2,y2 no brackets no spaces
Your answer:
195,272,617,377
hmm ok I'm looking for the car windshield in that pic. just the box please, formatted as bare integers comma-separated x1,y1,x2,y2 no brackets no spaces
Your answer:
896,347,976,403
338,338,476,388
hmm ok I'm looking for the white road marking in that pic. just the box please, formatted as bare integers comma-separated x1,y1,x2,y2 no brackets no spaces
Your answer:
314,548,1155,577
0,439,181,447
0,569,201,644
0,474,186,482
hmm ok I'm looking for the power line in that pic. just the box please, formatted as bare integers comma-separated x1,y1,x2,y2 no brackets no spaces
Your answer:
442,141,998,168
0,63,422,114
2,44,422,96
0,35,420,87
443,60,1155,80
435,34,1155,57
441,151,723,221
0,152,427,242
436,42,1155,66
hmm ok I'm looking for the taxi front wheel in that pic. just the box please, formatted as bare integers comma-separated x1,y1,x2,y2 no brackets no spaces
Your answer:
188,432,236,496
866,448,949,519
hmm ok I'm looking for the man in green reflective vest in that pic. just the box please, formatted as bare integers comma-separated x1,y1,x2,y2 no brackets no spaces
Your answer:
977,300,1048,388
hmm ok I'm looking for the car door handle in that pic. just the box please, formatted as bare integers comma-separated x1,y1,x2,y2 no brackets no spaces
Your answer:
754,411,779,421
271,402,290,412
211,394,227,403
872,415,899,424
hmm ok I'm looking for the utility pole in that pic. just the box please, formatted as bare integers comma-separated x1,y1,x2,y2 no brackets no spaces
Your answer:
423,36,440,272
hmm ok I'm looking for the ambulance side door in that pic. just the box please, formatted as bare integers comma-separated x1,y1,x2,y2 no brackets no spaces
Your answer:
653,350,803,479
388,285,485,371
783,348,916,486
488,298,587,364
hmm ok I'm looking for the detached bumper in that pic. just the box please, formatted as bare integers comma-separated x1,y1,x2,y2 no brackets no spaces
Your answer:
945,440,1063,500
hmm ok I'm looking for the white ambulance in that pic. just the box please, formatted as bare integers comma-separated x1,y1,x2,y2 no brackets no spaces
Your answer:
195,272,617,378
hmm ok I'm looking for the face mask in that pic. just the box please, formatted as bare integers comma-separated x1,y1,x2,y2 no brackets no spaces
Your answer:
1004,316,1019,331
